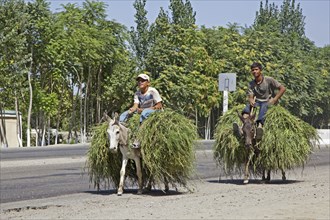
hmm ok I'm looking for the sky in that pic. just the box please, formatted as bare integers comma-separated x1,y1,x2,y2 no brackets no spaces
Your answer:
49,0,330,47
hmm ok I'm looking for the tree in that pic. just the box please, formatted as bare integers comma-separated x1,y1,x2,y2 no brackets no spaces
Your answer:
146,20,220,120
253,0,306,44
26,0,54,146
169,0,196,28
0,0,31,147
279,0,305,38
130,0,149,70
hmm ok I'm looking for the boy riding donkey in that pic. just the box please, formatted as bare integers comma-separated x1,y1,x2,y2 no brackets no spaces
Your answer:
233,62,286,140
119,73,163,148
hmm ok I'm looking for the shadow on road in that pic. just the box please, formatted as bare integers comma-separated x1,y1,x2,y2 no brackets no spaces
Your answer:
207,179,302,185
84,188,183,197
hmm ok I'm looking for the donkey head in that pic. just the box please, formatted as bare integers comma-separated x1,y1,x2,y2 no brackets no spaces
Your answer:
103,112,130,152
238,111,256,148
104,112,122,152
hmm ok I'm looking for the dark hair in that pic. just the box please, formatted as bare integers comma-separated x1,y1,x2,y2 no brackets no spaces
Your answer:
251,62,262,70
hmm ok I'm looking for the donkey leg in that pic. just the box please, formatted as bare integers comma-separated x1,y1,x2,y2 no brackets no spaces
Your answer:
265,170,271,182
243,152,253,184
145,176,152,191
134,157,143,195
118,158,128,196
164,176,169,192
281,169,286,181
262,169,266,181
243,160,250,184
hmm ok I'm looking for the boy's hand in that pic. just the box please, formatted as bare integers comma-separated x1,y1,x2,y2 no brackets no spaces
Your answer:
128,108,136,114
249,97,256,107
268,98,278,105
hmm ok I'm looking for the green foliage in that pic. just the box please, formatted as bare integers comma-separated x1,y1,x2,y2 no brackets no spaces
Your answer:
253,0,305,39
147,23,220,117
169,0,196,28
130,0,149,69
1,0,329,147
0,0,30,109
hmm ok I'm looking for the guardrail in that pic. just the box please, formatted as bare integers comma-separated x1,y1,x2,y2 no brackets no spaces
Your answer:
317,129,330,146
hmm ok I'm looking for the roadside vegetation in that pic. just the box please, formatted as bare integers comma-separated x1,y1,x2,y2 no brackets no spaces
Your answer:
0,0,329,147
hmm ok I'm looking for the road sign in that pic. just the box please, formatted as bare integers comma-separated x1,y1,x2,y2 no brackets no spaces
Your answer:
218,73,236,91
218,73,237,114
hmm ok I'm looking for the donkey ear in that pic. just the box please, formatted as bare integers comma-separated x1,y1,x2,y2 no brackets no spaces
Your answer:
237,110,245,123
250,113,256,121
113,112,119,123
103,112,111,122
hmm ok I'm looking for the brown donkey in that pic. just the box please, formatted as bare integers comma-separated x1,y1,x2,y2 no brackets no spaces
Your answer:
237,112,286,184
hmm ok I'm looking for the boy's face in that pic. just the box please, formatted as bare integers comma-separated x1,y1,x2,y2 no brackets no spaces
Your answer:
137,78,149,90
251,67,262,78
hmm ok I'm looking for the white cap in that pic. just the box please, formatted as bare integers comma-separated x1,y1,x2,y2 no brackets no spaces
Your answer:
136,73,150,81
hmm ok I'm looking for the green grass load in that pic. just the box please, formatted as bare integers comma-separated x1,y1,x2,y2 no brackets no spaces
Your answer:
214,105,319,177
86,109,197,191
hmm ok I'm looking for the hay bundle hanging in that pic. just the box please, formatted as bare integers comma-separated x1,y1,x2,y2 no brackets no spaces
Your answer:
256,105,319,171
138,110,197,188
213,104,246,174
86,109,197,190
214,105,319,176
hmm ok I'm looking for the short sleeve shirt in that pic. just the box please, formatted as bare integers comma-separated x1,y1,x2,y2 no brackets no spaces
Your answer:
247,76,282,102
134,87,162,109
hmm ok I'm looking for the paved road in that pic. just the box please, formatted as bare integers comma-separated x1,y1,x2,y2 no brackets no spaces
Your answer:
0,141,216,203
0,142,328,204
0,144,90,161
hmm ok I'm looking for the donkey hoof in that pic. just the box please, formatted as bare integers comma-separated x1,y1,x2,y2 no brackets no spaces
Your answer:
146,185,152,191
243,179,249,184
282,176,286,181
117,191,123,196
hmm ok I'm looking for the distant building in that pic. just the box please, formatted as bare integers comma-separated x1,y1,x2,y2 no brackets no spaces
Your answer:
0,110,22,148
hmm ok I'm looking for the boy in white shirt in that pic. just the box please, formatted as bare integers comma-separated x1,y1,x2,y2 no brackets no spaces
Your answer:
119,73,163,123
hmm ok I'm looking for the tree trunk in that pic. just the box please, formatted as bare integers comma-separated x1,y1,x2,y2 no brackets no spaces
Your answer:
82,67,91,144
27,69,33,147
79,69,83,144
96,66,102,123
68,73,76,144
0,104,8,148
35,115,39,147
204,113,211,140
55,83,65,145
14,94,22,147
47,117,50,145
41,120,46,147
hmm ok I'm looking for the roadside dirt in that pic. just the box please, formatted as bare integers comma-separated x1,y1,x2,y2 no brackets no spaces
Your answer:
1,158,329,220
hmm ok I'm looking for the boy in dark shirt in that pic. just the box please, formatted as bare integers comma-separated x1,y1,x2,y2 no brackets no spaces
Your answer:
234,62,286,140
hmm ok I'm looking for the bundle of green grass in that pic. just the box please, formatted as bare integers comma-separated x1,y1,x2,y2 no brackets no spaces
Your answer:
214,105,319,176
86,109,197,191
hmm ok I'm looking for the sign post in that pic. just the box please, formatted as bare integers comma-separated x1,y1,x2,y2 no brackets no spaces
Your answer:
218,73,236,114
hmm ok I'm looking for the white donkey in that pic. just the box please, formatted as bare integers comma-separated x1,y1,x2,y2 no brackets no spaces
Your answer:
104,113,143,196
